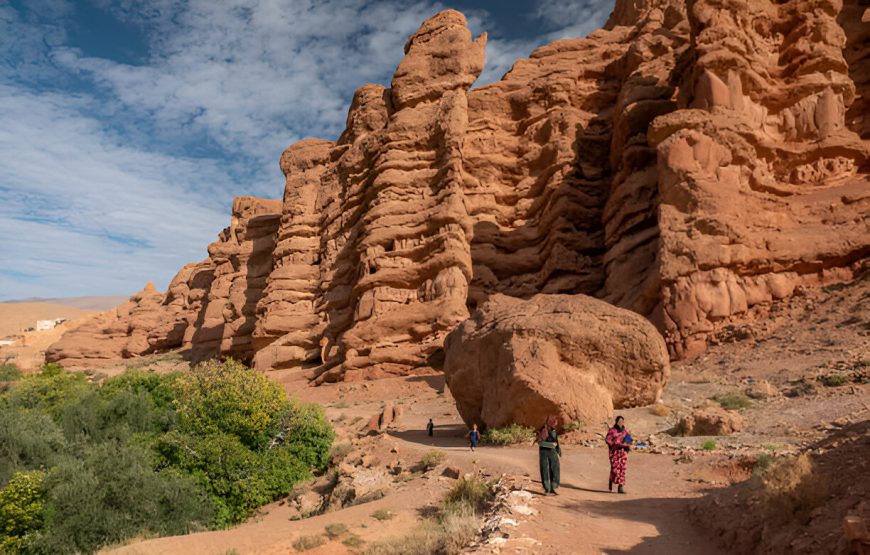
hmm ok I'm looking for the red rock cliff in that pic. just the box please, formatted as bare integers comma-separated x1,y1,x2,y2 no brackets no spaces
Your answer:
48,2,869,378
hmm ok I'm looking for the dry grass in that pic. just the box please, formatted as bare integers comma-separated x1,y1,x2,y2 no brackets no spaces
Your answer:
371,509,394,521
418,449,447,471
649,403,672,417
292,534,326,551
363,509,478,555
756,453,828,522
324,522,348,539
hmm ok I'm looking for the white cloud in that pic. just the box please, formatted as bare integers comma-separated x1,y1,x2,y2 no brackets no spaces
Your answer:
0,85,230,300
0,0,615,300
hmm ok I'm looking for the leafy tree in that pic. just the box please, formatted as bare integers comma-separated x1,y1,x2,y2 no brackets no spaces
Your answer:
174,359,290,450
155,431,308,527
279,401,334,469
0,470,46,553
35,441,212,554
0,406,66,484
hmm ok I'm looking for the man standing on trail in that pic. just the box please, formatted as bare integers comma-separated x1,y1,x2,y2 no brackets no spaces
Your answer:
427,418,434,437
536,415,561,495
606,415,631,494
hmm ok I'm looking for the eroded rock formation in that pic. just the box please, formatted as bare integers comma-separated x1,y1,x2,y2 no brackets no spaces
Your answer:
49,1,869,379
443,294,670,428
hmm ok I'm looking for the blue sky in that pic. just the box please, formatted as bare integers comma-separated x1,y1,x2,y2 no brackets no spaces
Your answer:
0,0,613,301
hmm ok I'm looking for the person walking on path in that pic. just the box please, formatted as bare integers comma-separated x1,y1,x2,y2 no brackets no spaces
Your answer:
468,423,480,451
606,415,632,494
426,418,434,437
536,415,561,495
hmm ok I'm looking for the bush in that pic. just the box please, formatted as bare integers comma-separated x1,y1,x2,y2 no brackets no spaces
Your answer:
371,509,394,521
701,440,717,451
481,424,534,446
821,374,849,387
752,453,774,477
0,362,333,551
756,453,828,522
278,400,334,470
0,405,67,484
419,449,446,471
3,370,90,418
293,534,326,551
564,420,585,432
155,431,309,527
35,441,212,554
324,522,348,539
0,470,46,553
0,363,22,381
174,359,291,450
650,404,672,417
343,534,364,548
711,392,752,410
443,475,493,515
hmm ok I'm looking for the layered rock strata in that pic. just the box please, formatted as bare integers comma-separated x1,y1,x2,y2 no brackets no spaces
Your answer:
49,1,869,377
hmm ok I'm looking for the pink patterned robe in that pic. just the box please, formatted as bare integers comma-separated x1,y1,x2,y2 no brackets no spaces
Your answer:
606,426,629,485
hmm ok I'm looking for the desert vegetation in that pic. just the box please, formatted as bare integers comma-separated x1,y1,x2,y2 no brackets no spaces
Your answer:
364,475,494,555
480,423,534,446
0,359,333,553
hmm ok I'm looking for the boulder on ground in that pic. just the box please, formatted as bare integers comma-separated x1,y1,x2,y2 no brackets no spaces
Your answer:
443,294,670,430
675,407,745,436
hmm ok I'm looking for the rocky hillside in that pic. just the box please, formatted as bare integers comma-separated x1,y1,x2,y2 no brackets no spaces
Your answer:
47,0,869,382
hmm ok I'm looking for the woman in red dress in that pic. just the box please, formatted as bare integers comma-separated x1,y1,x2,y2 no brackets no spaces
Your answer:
605,415,631,494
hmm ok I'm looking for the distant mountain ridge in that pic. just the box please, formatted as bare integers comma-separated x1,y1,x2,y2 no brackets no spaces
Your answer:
2,296,129,311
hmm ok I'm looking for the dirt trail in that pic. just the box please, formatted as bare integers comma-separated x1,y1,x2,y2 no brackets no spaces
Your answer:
388,429,726,554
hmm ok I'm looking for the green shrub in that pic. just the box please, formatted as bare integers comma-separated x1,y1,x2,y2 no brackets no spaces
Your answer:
0,470,46,553
564,420,585,432
35,441,212,554
174,359,291,450
419,449,446,471
343,534,364,548
324,522,348,539
278,400,334,469
753,453,774,477
701,440,717,451
821,374,849,387
480,424,534,446
0,363,333,551
443,475,493,515
371,509,394,521
155,431,309,527
0,405,67,484
293,534,326,551
0,363,22,381
329,442,353,464
711,392,752,410
4,369,90,418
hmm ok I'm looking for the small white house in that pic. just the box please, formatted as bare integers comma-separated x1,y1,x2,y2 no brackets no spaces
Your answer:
36,318,66,331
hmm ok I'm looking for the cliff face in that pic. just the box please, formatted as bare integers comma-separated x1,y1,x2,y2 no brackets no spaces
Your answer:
48,1,869,379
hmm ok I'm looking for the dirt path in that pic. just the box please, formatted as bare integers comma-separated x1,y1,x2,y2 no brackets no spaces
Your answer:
389,429,725,554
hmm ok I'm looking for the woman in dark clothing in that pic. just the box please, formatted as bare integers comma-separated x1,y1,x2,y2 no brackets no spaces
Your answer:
605,415,631,494
427,418,434,437
537,415,561,495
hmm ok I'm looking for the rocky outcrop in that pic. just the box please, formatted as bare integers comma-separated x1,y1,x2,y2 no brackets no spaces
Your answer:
674,407,745,436
47,197,280,366
442,294,670,428
49,1,869,378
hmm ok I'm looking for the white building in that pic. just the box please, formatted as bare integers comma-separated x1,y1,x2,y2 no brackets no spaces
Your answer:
35,318,66,331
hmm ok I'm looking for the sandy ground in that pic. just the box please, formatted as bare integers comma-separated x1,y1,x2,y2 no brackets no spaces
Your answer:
78,277,870,554
0,296,127,371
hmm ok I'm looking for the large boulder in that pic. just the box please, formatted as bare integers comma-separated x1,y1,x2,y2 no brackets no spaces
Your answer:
443,294,670,430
